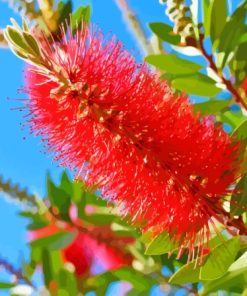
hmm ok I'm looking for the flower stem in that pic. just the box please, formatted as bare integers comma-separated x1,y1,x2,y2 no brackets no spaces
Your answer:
199,36,247,111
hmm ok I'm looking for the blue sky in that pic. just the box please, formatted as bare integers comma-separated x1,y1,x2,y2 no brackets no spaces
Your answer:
0,0,165,293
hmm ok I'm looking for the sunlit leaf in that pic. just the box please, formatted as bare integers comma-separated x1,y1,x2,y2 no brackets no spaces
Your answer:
145,232,178,255
149,23,180,45
209,0,227,47
200,237,240,280
30,231,76,250
217,0,247,68
145,54,202,74
169,237,240,284
172,73,221,96
194,100,229,115
72,5,91,33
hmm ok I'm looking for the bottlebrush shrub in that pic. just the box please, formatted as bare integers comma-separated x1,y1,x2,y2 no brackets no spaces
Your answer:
29,222,132,277
15,25,242,259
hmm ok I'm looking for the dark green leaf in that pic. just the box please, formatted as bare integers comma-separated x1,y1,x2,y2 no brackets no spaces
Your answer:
42,248,53,287
27,218,49,230
0,282,15,289
83,213,116,226
217,0,247,68
30,231,76,250
47,174,71,221
232,119,247,142
149,22,180,45
145,232,178,255
172,73,221,96
231,174,247,216
209,0,227,47
72,5,91,33
58,269,78,296
58,0,72,26
22,32,40,56
194,100,229,115
60,171,73,196
230,41,247,85
42,249,63,288
145,54,202,74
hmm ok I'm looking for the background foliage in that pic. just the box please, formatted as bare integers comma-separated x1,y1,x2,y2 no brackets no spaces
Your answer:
1,0,247,295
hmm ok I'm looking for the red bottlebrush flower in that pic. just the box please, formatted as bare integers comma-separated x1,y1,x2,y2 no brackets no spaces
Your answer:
29,223,132,277
23,25,242,258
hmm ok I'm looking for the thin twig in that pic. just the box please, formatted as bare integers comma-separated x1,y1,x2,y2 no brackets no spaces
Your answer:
114,0,154,55
199,36,247,111
0,175,38,209
0,256,34,288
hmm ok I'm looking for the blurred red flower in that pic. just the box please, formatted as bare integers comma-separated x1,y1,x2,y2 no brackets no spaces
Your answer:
29,222,132,277
23,26,242,258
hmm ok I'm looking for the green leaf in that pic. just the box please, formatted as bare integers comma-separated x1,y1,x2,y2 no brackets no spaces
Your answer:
231,174,247,216
200,237,240,280
47,174,71,221
113,268,155,291
219,110,245,128
209,0,227,47
228,251,247,273
22,32,40,56
194,100,229,115
232,119,247,143
58,0,72,26
5,26,28,51
58,269,78,296
169,257,201,285
217,0,247,68
83,213,117,226
27,218,50,230
230,41,247,85
60,171,73,196
87,268,156,293
203,0,211,36
169,237,240,285
148,23,180,45
42,248,53,287
72,5,91,32
145,232,178,255
201,267,247,295
30,231,76,250
172,73,221,96
42,249,63,288
145,54,202,74
0,282,15,289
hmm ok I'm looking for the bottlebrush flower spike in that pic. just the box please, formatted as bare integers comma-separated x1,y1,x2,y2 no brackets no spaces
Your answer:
9,22,243,259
